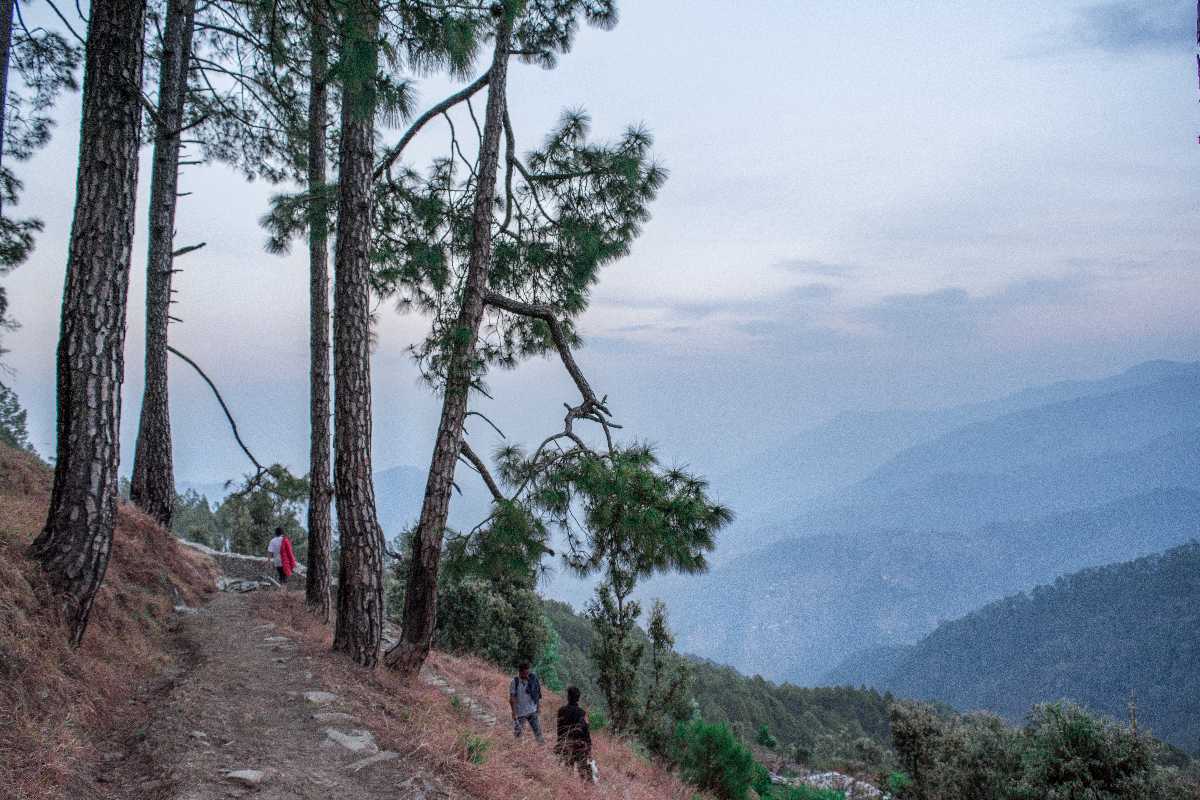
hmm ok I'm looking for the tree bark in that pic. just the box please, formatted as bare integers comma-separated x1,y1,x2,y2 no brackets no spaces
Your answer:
28,0,147,647
304,0,333,623
130,0,197,529
0,0,14,212
385,14,512,680
331,0,384,667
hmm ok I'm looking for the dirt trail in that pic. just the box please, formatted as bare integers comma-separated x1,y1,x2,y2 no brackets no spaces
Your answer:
99,592,453,800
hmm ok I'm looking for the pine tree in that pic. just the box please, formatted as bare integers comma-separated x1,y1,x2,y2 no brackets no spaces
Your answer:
329,0,388,667
381,0,667,682
641,599,693,753
0,0,81,268
0,379,32,452
385,0,514,679
129,0,199,528
586,574,643,733
303,0,334,622
28,0,147,647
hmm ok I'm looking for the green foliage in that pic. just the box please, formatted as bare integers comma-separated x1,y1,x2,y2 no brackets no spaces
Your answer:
214,465,308,559
751,762,772,795
585,579,643,733
541,598,897,769
672,718,757,800
888,700,1195,800
888,772,914,794
533,620,565,691
775,786,845,800
459,732,491,764
884,542,1200,754
756,724,779,749
435,576,548,668
2,18,81,268
376,107,666,388
588,707,608,732
515,444,732,582
171,490,221,548
640,600,694,755
0,382,34,453
385,505,551,669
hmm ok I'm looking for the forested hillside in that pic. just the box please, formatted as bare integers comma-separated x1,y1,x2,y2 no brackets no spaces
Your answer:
880,543,1200,753
542,600,896,760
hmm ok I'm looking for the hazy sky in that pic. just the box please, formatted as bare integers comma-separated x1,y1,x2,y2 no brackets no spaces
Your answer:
4,0,1198,492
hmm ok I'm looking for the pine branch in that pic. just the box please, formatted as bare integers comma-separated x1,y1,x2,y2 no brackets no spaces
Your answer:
373,69,491,182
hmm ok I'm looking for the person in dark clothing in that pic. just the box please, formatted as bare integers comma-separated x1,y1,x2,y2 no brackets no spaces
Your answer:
555,686,594,781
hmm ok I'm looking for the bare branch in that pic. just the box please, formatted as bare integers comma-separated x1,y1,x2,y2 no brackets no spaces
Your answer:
167,345,266,474
460,439,504,502
465,410,506,439
172,242,206,258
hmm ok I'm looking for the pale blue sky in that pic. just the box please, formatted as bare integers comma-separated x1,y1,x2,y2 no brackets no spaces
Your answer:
4,0,1198,494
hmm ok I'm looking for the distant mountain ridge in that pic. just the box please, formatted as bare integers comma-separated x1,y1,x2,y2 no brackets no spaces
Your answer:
713,360,1200,557
652,360,1200,683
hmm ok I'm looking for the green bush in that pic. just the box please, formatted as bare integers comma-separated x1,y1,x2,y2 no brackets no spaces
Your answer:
887,772,913,794
459,733,491,765
756,724,778,749
752,762,772,795
777,785,846,800
435,577,549,669
673,719,757,800
888,700,1194,800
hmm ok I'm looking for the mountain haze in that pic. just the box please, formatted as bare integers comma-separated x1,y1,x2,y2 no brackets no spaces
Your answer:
655,362,1200,684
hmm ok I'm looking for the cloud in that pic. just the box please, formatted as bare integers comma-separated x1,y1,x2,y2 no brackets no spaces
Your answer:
1035,1,1192,55
776,259,859,278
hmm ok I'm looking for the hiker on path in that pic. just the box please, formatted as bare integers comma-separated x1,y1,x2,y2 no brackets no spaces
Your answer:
509,662,544,743
555,686,594,781
266,527,297,586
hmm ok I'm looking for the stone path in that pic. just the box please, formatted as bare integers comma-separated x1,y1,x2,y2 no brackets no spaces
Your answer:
98,592,456,800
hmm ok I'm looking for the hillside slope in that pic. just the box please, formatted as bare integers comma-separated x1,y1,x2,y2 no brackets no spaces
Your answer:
1,443,699,800
0,443,217,799
878,543,1200,753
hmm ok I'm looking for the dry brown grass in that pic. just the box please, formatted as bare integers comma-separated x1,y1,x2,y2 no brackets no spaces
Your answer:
0,443,216,800
253,592,705,800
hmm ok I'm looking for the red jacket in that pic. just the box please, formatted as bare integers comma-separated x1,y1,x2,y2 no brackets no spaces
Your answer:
280,536,297,577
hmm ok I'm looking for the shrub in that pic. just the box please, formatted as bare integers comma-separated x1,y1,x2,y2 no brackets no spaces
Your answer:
673,719,757,800
779,786,846,800
887,772,913,794
435,577,548,668
756,724,778,749
459,733,491,765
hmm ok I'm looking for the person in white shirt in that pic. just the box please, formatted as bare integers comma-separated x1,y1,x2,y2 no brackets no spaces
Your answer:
266,529,286,584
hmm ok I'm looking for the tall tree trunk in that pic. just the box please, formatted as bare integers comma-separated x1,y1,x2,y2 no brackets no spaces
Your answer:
385,14,512,680
28,0,147,647
130,0,196,529
305,0,333,623
331,0,384,667
0,0,13,215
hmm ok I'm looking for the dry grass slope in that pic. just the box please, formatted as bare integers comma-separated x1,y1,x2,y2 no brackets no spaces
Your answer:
0,443,216,800
255,594,704,800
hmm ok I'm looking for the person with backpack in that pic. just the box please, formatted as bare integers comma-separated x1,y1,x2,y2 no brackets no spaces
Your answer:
556,686,595,782
509,662,544,743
